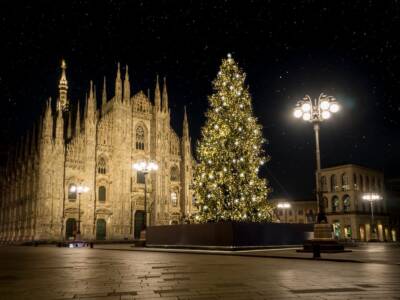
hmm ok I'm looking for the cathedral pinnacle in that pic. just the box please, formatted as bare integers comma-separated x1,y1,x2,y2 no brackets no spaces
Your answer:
155,74,161,109
162,77,168,112
102,76,107,107
115,62,122,102
58,59,69,112
183,105,189,138
123,65,130,102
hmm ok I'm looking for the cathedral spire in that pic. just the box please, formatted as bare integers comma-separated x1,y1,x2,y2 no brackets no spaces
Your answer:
43,97,53,140
102,76,107,108
123,65,130,102
87,81,96,121
76,101,81,135
67,110,72,139
183,105,189,138
115,62,122,102
162,76,168,112
55,105,64,142
58,59,69,112
154,75,161,109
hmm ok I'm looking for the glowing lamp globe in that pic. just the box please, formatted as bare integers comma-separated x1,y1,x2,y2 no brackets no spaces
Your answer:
322,111,331,119
320,100,330,110
293,108,303,118
302,112,311,121
301,102,311,112
329,103,340,113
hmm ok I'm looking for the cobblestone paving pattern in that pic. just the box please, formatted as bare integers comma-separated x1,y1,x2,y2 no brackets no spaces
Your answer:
0,246,399,300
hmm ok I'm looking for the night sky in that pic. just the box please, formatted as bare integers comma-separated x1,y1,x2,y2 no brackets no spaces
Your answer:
1,1,399,199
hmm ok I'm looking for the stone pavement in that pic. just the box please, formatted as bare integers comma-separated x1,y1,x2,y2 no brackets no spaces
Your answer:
95,242,400,265
0,244,399,300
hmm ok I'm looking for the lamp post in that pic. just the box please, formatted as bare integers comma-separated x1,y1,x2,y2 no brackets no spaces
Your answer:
69,184,89,241
277,202,291,223
132,161,159,230
362,192,382,241
293,93,340,223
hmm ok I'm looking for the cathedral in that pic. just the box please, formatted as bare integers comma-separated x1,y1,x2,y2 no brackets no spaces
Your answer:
0,61,196,242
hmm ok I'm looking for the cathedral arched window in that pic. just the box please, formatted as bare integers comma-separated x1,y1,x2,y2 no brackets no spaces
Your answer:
170,166,179,181
136,126,145,150
98,158,107,174
98,186,106,202
68,184,77,201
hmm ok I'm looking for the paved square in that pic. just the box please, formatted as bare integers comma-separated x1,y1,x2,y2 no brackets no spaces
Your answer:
0,244,399,299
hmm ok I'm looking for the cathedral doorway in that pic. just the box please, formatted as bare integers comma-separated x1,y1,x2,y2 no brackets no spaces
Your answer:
134,211,145,239
65,218,76,240
96,219,107,240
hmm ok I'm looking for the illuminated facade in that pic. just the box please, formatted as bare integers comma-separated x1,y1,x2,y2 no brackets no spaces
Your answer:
0,61,196,242
320,164,395,241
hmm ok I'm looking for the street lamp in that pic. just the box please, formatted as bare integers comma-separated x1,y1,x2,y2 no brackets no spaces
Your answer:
69,184,89,240
132,160,159,230
277,202,291,223
293,93,340,222
362,192,382,241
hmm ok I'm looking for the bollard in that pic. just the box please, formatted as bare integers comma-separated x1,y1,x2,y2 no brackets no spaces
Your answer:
313,243,321,259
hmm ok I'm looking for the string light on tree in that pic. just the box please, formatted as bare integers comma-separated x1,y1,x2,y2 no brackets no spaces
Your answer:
193,54,274,222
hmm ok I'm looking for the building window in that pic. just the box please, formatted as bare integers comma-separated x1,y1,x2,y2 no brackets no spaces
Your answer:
288,210,293,216
359,175,364,191
171,192,178,207
135,126,145,150
344,225,352,238
170,166,179,181
98,158,107,174
323,197,328,208
343,195,350,212
137,171,145,184
68,184,77,201
332,196,339,212
371,177,376,191
320,176,327,192
298,209,303,215
353,173,358,190
341,173,349,191
99,186,106,202
331,175,338,192
279,210,283,216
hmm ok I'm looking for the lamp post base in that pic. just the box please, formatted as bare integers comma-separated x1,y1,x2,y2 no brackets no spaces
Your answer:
313,223,333,239
298,224,346,253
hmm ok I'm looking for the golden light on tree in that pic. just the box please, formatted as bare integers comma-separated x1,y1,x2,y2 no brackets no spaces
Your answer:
193,54,274,223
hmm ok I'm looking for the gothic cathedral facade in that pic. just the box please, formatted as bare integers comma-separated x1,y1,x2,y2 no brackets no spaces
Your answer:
0,61,196,242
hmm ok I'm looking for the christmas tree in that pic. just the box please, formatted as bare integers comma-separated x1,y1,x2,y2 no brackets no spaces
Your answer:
193,54,274,223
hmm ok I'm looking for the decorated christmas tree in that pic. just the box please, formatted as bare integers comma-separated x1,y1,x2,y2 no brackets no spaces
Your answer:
193,54,274,223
